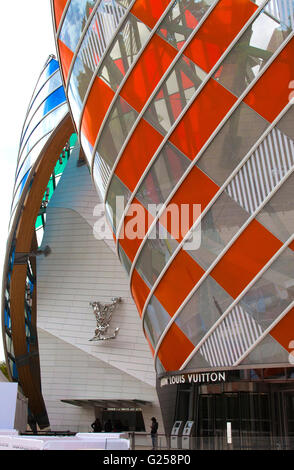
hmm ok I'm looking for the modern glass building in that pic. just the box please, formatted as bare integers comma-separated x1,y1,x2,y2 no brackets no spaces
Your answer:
2,0,294,446
1,55,74,429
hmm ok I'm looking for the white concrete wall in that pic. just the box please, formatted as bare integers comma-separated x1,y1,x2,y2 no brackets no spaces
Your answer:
37,147,162,433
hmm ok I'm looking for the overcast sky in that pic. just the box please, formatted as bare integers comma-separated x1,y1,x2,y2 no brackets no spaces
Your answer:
0,1,56,360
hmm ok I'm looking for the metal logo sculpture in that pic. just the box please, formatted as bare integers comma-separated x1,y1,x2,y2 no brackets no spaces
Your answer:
89,297,121,341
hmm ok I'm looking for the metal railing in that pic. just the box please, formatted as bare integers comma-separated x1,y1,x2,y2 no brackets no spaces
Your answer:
127,432,294,451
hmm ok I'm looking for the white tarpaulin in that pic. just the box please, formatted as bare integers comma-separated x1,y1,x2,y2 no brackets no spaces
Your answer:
0,383,18,429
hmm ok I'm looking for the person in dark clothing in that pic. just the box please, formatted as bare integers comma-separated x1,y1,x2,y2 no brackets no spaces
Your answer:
104,419,113,432
91,417,102,432
150,417,158,450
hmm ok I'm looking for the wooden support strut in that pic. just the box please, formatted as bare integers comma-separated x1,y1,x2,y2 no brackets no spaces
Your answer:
9,113,74,427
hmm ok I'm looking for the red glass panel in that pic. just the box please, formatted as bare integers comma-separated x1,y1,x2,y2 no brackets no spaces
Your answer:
211,219,283,299
244,38,294,122
81,77,114,147
131,0,171,29
185,0,258,72
169,79,236,160
120,34,177,112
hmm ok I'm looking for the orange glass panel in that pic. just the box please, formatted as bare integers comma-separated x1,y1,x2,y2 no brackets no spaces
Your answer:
211,219,283,299
131,0,171,29
159,166,219,242
157,323,195,371
185,0,258,72
131,269,150,316
119,198,154,262
115,118,164,192
270,307,294,352
154,249,205,317
120,34,177,112
244,38,294,122
53,0,68,29
81,77,115,147
58,39,74,83
169,79,237,160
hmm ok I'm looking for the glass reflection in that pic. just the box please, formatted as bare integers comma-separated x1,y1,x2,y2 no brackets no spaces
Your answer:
240,245,294,329
118,244,132,274
59,0,96,54
28,57,59,109
158,0,216,50
144,295,171,348
214,0,294,96
175,275,234,347
136,225,179,287
136,142,190,206
99,13,150,91
105,174,131,233
187,191,249,270
19,104,68,168
144,55,206,134
16,132,53,190
22,71,63,144
256,172,294,243
20,87,66,158
197,102,268,186
68,0,129,124
96,95,138,178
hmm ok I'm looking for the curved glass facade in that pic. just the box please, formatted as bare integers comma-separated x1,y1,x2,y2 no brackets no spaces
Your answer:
1,0,294,443
1,55,73,429
11,56,68,224
53,0,294,380
52,0,294,383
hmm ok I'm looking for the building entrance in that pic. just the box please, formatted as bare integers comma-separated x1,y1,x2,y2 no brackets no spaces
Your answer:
165,370,294,450
196,392,272,449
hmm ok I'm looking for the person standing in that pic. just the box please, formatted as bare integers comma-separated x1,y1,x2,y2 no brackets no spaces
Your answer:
150,417,158,450
104,419,113,432
91,417,102,432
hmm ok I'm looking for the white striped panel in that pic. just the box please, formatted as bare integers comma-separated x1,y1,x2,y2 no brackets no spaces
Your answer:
199,305,263,367
265,0,294,29
95,152,112,189
77,1,127,75
225,127,294,214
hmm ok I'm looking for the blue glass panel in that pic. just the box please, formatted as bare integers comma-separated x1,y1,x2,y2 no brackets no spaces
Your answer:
12,362,18,380
47,58,59,77
43,86,66,115
4,309,11,329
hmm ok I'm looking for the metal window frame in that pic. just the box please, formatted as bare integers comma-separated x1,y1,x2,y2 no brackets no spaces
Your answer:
21,67,60,147
16,101,68,176
141,99,293,328
19,83,65,163
55,0,72,38
76,0,139,133
95,0,220,199
149,150,294,359
12,130,55,208
180,234,294,371
17,58,60,161
50,0,79,137
233,300,294,367
152,101,294,368
79,0,181,175
64,0,105,93
113,0,272,265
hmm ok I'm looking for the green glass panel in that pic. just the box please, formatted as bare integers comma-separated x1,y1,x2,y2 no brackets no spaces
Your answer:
70,133,77,147
35,215,43,230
